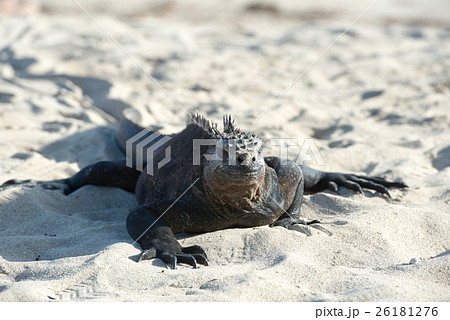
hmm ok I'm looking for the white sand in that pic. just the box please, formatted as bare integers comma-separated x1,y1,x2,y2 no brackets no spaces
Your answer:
0,0,449,301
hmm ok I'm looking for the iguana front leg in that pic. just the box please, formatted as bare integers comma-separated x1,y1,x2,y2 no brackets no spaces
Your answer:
1,160,141,195
300,165,408,197
264,157,322,233
126,200,208,269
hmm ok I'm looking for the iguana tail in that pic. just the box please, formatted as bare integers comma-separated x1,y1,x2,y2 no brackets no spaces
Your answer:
115,118,146,154
116,118,171,167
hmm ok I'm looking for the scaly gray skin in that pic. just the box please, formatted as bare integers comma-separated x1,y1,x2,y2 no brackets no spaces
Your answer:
1,113,407,269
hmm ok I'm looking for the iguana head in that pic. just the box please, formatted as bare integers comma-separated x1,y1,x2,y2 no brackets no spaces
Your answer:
211,130,264,178
189,112,267,208
189,112,265,179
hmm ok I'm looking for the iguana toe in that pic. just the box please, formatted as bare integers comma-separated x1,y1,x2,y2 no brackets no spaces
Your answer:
326,181,339,193
138,246,208,269
309,224,333,236
288,223,332,236
349,177,392,198
161,253,177,269
182,245,208,259
288,224,313,236
0,179,71,194
320,173,406,198
175,253,198,269
355,175,408,188
1,179,32,187
340,180,366,196
272,217,331,236
270,217,320,228
138,248,157,262
191,254,209,266
160,252,208,269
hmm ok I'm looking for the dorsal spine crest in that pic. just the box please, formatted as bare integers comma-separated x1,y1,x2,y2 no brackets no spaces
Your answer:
187,111,220,136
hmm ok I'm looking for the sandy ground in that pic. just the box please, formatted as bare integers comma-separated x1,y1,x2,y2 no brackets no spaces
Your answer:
0,0,449,301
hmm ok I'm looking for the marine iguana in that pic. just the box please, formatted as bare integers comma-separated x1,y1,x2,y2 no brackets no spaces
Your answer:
1,113,407,269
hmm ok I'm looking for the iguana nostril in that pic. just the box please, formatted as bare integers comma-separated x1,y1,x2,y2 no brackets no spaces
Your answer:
237,154,246,164
252,156,256,161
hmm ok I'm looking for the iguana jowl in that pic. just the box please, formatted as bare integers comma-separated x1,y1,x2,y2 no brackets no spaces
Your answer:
2,113,407,269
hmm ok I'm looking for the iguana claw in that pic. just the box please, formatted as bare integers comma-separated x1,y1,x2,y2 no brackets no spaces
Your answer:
320,173,407,197
271,217,332,236
0,179,71,194
182,245,208,259
139,246,209,269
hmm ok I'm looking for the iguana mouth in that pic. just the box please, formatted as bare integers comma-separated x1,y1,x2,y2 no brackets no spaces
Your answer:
220,165,262,176
212,163,265,183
